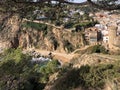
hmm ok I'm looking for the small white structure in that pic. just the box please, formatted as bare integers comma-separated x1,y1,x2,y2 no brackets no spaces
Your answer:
103,35,109,43
79,11,85,15
101,30,108,36
95,24,107,30
63,18,70,23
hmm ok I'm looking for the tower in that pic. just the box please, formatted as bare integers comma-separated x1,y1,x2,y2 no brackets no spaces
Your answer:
108,25,117,49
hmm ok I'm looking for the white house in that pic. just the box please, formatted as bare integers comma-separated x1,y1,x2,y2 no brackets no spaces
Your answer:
103,35,109,43
95,24,107,31
101,30,108,36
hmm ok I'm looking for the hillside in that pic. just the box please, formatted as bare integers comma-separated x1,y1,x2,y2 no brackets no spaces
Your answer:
0,13,85,53
43,53,120,90
0,9,120,90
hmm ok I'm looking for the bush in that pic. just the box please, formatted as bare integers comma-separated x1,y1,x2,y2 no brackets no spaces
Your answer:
74,21,98,29
63,40,74,53
90,45,108,54
39,60,60,83
2,48,31,63
22,21,47,31
52,69,80,90
0,48,45,90
64,22,74,29
54,20,62,26
80,45,108,54
74,45,108,54
52,62,120,90
40,60,59,75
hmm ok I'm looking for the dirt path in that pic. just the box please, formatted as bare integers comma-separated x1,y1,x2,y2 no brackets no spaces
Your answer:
71,45,94,54
25,45,93,64
23,19,72,31
34,49,76,63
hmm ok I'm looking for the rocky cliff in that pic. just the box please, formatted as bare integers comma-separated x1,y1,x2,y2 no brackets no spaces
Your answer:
0,14,85,53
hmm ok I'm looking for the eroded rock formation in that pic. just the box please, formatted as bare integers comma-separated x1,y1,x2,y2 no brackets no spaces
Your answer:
0,14,85,53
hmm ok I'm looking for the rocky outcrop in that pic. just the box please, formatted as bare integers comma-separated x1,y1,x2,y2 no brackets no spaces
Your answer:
0,13,21,49
0,13,85,53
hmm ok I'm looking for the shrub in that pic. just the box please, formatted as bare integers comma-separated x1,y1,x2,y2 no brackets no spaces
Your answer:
74,21,98,29
2,48,31,64
39,60,60,83
63,40,74,53
52,62,120,90
54,20,62,26
0,48,45,90
22,21,47,31
82,45,108,54
64,22,74,29
90,45,108,54
52,69,80,90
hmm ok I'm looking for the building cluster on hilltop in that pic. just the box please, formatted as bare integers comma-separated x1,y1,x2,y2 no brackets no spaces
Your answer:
85,11,120,51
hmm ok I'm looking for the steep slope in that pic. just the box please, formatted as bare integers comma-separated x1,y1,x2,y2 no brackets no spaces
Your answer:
0,13,20,49
0,14,85,53
44,53,120,90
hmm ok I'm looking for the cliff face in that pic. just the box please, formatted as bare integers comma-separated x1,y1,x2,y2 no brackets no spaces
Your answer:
0,13,20,49
0,14,85,53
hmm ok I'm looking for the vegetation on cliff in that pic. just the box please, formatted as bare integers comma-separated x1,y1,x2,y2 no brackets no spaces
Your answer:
0,48,60,90
22,21,48,31
0,48,120,90
74,45,108,54
50,61,120,90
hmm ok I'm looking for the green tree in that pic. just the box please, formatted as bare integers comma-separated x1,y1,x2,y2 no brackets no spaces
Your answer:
0,48,45,90
39,60,60,83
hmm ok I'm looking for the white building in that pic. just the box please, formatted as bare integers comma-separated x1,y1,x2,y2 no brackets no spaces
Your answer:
103,35,109,43
95,24,107,31
101,30,108,36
